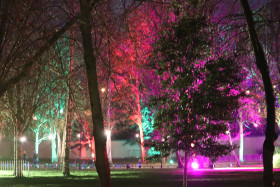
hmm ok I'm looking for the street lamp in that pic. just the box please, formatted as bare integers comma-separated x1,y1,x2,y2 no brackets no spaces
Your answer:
48,134,53,140
33,115,37,120
20,136,26,143
101,87,106,93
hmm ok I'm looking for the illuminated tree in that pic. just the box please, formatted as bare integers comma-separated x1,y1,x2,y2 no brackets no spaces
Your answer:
0,0,78,98
147,1,243,186
106,2,164,163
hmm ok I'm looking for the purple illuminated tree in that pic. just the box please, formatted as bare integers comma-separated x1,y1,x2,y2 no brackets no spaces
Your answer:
147,1,243,186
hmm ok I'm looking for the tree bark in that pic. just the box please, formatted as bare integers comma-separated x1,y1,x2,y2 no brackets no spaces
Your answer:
62,111,71,176
107,77,112,165
136,75,146,163
240,1,278,186
176,151,184,168
183,151,188,187
79,0,111,186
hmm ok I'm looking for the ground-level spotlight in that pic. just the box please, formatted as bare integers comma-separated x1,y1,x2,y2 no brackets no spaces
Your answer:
191,161,199,170
105,130,111,136
20,136,26,143
169,159,174,164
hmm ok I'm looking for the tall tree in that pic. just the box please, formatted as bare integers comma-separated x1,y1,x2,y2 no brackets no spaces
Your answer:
240,0,278,187
79,0,111,186
148,1,243,186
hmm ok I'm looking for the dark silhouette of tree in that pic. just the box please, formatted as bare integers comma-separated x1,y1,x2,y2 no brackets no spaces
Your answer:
240,0,278,187
79,0,111,186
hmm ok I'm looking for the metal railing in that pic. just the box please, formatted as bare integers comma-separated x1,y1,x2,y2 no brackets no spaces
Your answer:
0,160,30,177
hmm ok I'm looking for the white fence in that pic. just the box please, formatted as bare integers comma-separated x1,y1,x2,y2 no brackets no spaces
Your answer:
0,160,30,177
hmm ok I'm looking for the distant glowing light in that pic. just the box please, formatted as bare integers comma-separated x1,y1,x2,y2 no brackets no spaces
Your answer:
191,143,195,147
20,136,26,142
245,90,250,95
225,130,230,134
135,134,139,138
33,115,37,120
253,123,258,127
191,161,199,170
101,88,106,93
169,159,174,164
77,134,81,138
48,134,53,140
60,109,64,114
92,153,95,158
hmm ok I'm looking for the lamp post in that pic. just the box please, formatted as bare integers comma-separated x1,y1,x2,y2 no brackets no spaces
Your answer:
20,136,26,159
77,133,82,169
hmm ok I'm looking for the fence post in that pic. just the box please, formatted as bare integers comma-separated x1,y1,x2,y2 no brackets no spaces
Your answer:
28,162,30,177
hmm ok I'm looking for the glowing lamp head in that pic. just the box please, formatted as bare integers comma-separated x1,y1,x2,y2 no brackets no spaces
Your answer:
191,161,199,170
169,159,174,164
191,143,195,148
245,90,250,95
33,115,37,120
101,88,106,93
135,134,139,138
48,134,53,140
77,134,81,138
20,136,26,142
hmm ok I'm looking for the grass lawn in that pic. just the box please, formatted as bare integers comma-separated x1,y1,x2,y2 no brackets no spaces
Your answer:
0,168,279,187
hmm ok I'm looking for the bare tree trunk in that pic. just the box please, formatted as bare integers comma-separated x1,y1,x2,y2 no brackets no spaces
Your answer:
13,125,17,176
61,117,67,164
63,13,75,175
177,151,183,168
183,151,188,187
136,76,146,163
62,113,71,176
227,125,240,166
79,0,111,186
57,128,62,163
16,137,23,177
240,1,278,186
107,77,112,165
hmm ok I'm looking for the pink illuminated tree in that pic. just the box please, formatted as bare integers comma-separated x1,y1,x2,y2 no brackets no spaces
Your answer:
147,1,244,186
